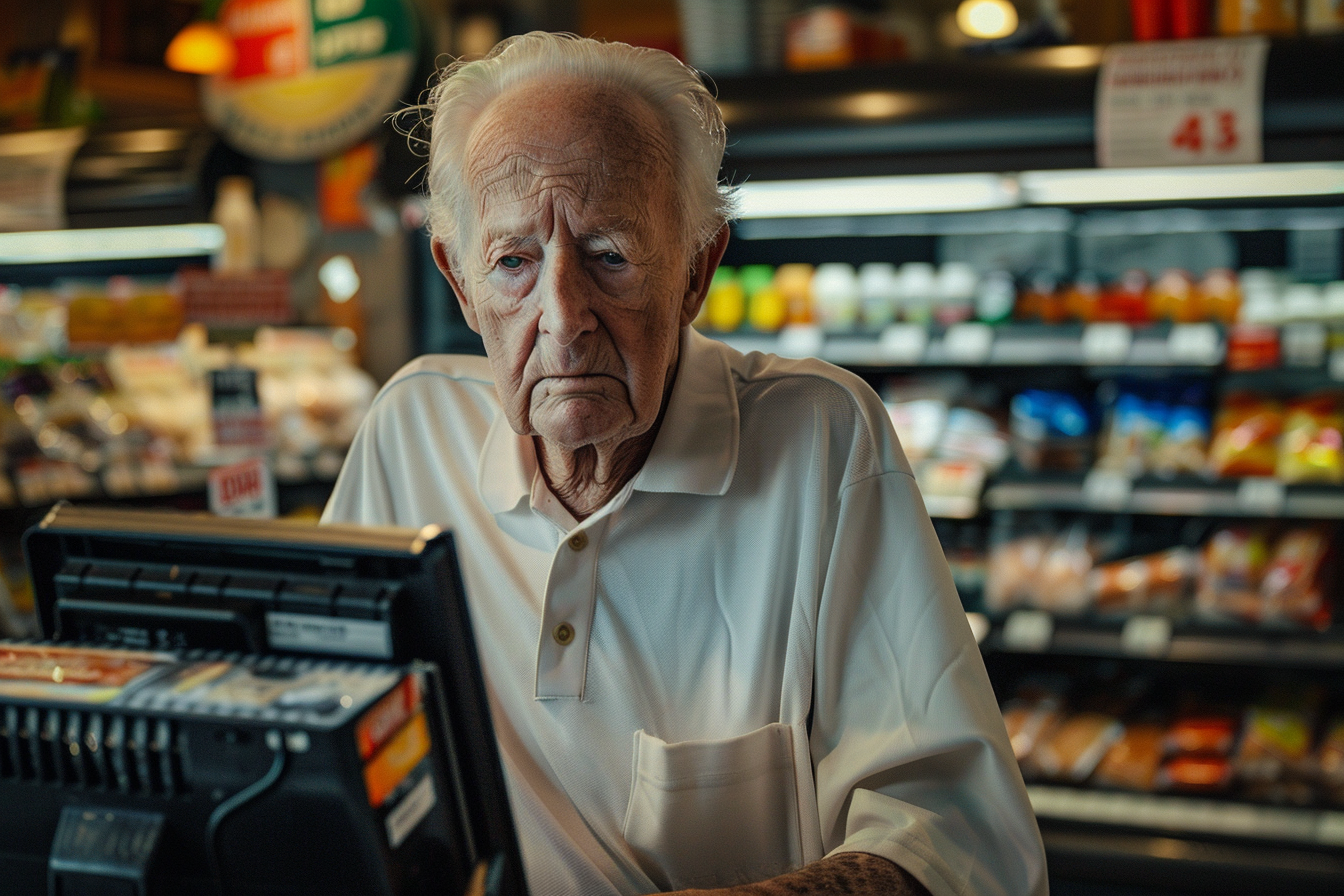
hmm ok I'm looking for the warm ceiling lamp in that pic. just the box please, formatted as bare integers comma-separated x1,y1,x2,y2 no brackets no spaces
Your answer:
164,1,234,75
956,0,1020,40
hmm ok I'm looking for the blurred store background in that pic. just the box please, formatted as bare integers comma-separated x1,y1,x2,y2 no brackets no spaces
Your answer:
2,2,1344,894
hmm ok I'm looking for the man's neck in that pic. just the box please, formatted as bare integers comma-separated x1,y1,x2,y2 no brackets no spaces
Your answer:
535,428,659,520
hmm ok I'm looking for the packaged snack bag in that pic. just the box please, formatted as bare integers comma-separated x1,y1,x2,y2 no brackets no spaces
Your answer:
1158,755,1234,793
1260,528,1333,629
1235,688,1320,804
1208,392,1283,478
1093,722,1166,791
1165,712,1240,757
1089,547,1197,615
1195,527,1272,622
1276,392,1344,484
984,534,1048,612
1032,711,1126,783
1315,718,1344,804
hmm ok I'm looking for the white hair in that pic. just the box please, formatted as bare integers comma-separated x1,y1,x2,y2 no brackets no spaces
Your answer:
421,31,736,265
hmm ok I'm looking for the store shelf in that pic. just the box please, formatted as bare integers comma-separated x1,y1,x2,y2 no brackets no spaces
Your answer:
985,472,1344,518
979,608,1344,669
715,321,1231,369
1029,785,1344,847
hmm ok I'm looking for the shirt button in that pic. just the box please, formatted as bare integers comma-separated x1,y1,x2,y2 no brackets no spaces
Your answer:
567,531,589,552
552,622,575,646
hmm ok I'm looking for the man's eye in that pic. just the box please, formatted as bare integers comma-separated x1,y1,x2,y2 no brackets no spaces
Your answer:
599,252,626,266
498,256,524,270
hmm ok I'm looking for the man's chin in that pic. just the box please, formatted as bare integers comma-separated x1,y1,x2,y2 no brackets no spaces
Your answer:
530,401,637,452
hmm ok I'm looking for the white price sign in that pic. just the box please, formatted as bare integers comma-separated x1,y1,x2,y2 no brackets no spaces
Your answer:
777,324,824,359
1082,323,1133,365
1167,323,1221,365
1003,609,1054,653
943,323,994,364
879,324,928,364
1121,615,1173,658
1096,37,1268,168
1236,477,1286,515
1083,469,1133,510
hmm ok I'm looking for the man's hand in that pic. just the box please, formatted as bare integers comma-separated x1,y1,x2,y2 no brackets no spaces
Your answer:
671,852,933,896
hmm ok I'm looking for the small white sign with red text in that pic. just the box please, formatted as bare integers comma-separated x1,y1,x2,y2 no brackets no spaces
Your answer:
209,456,277,518
1096,37,1268,168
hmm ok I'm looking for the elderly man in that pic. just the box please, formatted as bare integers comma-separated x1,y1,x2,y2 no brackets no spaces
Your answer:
323,31,1046,896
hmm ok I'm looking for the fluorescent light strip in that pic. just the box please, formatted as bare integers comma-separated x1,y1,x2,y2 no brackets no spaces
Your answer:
0,223,225,265
735,173,1020,218
1020,162,1344,205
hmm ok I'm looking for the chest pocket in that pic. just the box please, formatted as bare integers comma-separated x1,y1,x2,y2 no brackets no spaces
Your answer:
622,722,806,891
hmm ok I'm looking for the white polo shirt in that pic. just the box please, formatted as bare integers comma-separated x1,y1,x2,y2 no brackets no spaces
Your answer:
322,326,1047,896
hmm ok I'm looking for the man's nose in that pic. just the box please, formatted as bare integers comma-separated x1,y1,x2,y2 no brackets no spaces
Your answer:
537,248,597,346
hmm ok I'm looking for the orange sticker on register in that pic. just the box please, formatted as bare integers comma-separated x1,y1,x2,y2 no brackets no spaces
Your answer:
356,674,422,760
364,711,430,808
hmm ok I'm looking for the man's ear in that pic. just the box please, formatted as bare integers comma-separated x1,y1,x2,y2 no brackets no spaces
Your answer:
681,224,731,327
431,237,481,333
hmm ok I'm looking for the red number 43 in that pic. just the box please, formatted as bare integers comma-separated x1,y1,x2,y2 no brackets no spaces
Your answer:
1170,111,1239,154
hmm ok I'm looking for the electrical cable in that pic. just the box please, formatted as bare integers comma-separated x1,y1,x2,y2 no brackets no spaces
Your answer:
205,730,287,896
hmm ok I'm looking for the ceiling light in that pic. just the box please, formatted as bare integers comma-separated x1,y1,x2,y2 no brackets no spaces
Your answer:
735,174,1021,218
956,0,1020,40
1021,162,1344,205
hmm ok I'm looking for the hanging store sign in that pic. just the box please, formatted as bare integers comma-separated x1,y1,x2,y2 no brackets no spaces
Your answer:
1095,36,1269,169
202,0,417,162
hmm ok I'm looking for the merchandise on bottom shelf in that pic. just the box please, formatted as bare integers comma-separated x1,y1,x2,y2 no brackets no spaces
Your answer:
984,518,1337,629
998,666,1344,808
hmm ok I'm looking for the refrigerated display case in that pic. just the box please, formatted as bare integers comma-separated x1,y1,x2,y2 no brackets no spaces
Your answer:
706,34,1344,896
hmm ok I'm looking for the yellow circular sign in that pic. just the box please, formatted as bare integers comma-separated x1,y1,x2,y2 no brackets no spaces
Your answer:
202,0,417,162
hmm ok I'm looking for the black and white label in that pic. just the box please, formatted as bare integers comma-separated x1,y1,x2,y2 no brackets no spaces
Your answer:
385,771,437,849
266,612,393,659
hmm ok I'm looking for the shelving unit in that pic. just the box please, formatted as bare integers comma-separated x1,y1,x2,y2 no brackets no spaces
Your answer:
711,35,1344,895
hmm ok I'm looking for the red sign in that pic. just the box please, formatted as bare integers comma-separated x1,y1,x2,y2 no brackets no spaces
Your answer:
220,0,309,81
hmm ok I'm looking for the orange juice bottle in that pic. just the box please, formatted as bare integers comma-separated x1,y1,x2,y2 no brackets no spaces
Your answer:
1198,268,1242,324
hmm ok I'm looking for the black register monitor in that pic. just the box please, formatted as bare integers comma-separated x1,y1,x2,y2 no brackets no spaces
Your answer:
14,502,526,896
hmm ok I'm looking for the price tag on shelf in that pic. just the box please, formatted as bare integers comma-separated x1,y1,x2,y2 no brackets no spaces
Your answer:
943,322,994,365
776,324,824,359
1167,323,1221,365
1095,37,1268,168
1121,615,1173,658
1082,323,1133,365
1083,469,1133,510
1002,609,1054,653
1236,477,1286,515
879,324,928,364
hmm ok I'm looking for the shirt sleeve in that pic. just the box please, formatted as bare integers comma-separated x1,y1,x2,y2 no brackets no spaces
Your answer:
810,470,1048,896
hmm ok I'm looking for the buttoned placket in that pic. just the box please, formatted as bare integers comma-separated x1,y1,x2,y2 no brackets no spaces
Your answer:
534,516,607,699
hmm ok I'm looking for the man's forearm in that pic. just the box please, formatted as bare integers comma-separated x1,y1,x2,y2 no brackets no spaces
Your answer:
673,851,933,896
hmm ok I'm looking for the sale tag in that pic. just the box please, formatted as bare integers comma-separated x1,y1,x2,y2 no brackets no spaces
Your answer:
1096,37,1268,168
208,456,277,519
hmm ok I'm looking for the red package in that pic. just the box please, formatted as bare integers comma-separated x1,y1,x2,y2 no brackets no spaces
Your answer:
1208,392,1283,478
1165,714,1239,756
1158,755,1233,792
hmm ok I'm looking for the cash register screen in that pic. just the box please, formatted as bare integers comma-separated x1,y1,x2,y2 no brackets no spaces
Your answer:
17,503,525,896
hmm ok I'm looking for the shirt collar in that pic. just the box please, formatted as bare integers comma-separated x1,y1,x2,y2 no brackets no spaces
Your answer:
475,325,740,517
632,326,739,496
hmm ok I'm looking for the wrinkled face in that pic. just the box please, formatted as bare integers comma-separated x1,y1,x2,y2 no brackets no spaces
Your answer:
441,79,698,454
